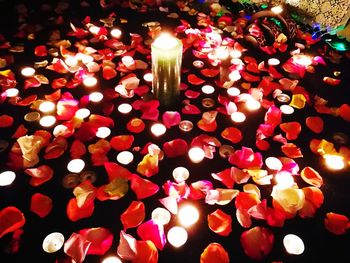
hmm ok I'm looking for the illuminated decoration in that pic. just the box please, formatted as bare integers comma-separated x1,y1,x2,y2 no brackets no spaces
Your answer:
102,256,122,263
201,85,215,95
179,120,193,132
292,55,313,67
172,167,190,183
75,108,91,119
265,157,283,171
283,234,305,255
178,205,199,227
83,76,98,87
39,116,56,127
110,28,122,38
21,67,35,77
42,232,64,253
188,147,205,163
67,159,85,173
121,56,135,68
89,92,104,102
227,87,240,96
65,56,78,67
324,154,345,170
0,171,16,186
96,127,111,138
39,101,55,113
229,70,241,81
5,88,19,97
116,151,134,165
150,123,167,136
152,207,171,225
231,112,246,123
246,99,261,111
275,171,295,188
271,6,283,15
230,50,242,59
167,226,188,248
117,103,132,114
89,25,100,34
268,58,280,66
143,73,153,82
280,105,294,115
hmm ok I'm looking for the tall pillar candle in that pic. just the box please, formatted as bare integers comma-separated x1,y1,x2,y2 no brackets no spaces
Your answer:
151,33,183,107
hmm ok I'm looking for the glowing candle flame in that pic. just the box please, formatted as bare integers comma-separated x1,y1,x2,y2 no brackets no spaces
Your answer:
178,204,199,227
188,147,205,163
167,226,188,248
283,234,305,255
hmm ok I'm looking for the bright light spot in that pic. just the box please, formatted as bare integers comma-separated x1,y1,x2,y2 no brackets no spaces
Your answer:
118,103,132,114
110,28,122,38
230,112,246,123
65,56,78,67
5,88,19,97
81,55,94,64
178,205,199,227
83,76,97,87
67,159,85,173
265,157,283,171
122,56,135,67
246,99,261,111
152,207,171,225
89,25,100,35
102,256,122,263
271,5,283,14
229,70,241,81
151,123,166,137
201,85,215,95
179,120,193,132
230,50,242,58
167,226,188,248
280,105,294,115
283,234,305,255
75,108,90,119
293,55,313,67
96,127,111,138
172,167,190,183
0,171,16,186
216,46,230,60
275,171,294,188
116,151,134,165
227,87,240,96
42,232,64,253
324,154,345,170
39,116,56,127
89,92,104,102
268,58,280,66
143,73,153,82
21,67,35,77
39,101,55,113
188,147,205,163
153,33,179,50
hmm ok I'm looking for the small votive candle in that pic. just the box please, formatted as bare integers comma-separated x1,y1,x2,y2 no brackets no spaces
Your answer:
151,123,166,137
280,105,294,115
102,256,122,263
116,151,134,165
179,120,193,132
143,73,153,82
265,157,283,171
21,67,35,77
110,28,122,38
42,232,65,253
96,127,111,138
83,76,97,87
231,112,246,123
39,116,56,127
152,33,183,107
39,101,55,113
89,92,104,102
121,56,135,68
188,147,205,163
275,171,294,188
67,159,85,173
201,85,215,95
227,87,240,97
292,55,313,67
75,108,91,119
167,226,188,248
178,205,199,227
152,207,171,225
283,234,305,255
0,171,16,186
271,5,283,14
324,154,345,170
246,99,261,111
172,167,190,183
89,25,100,35
118,103,132,114
5,88,19,97
268,58,280,66
230,50,242,59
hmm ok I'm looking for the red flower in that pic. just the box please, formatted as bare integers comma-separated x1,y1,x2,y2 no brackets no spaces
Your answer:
324,212,350,235
207,209,232,236
301,166,323,188
0,114,14,127
280,122,302,140
78,227,113,256
200,243,230,263
136,220,166,250
0,206,25,238
306,116,324,133
110,135,134,151
130,174,159,199
30,193,52,218
121,201,145,230
163,139,188,158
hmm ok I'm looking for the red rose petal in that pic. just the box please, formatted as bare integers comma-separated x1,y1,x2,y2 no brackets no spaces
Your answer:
265,105,282,128
163,139,188,158
200,243,230,263
24,77,41,90
134,240,159,263
305,116,324,133
110,135,134,151
301,166,323,188
121,201,145,230
235,192,260,210
281,143,303,158
79,227,113,255
52,78,67,89
25,165,54,186
324,212,350,235
338,104,350,122
221,127,242,144
0,206,25,238
185,89,201,99
323,77,341,86
64,233,91,263
211,168,235,189
299,187,324,218
103,66,117,80
34,45,47,57
70,140,86,159
162,111,181,128
240,226,274,260
188,74,205,85
207,209,232,236
189,180,213,200
241,71,260,82
12,124,28,139
117,231,137,261
137,220,166,250
131,174,159,199
126,118,145,133
280,122,302,140
201,68,220,77
228,147,263,169
66,198,94,222
182,104,201,115
30,193,52,218
0,114,14,127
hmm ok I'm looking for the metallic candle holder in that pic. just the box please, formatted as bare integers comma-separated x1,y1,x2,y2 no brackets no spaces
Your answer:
151,33,183,107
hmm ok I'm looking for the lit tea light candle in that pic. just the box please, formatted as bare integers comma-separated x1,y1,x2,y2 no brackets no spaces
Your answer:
246,99,261,111
268,58,280,66
230,49,242,59
188,147,205,163
231,112,246,123
65,56,78,67
179,120,193,132
81,55,94,64
121,56,135,68
102,256,122,263
275,171,294,188
42,232,65,253
96,127,111,138
152,33,183,107
324,154,345,170
67,159,85,173
39,101,55,113
116,151,134,165
201,85,215,95
0,171,16,186
117,103,132,114
151,123,166,137
172,167,190,183
265,157,283,171
89,25,100,35
83,76,97,87
178,204,199,227
280,105,294,115
39,115,56,127
292,55,313,67
89,92,104,102
167,226,188,248
5,88,19,97
75,108,90,119
21,67,35,77
283,234,305,255
193,60,204,68
271,5,283,14
110,28,122,38
227,87,240,96
143,73,153,82
229,70,241,82
152,207,171,225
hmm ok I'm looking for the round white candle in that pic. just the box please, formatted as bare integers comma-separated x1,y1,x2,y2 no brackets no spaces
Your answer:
5,88,19,97
21,67,35,77
268,58,280,66
151,123,166,137
178,205,199,227
110,28,122,38
179,120,193,132
89,92,104,102
102,256,122,263
229,70,241,81
246,99,261,111
265,157,283,171
81,55,94,64
188,147,205,163
116,151,134,165
280,105,294,115
0,171,16,186
83,76,97,87
227,87,240,97
96,127,111,138
89,25,100,35
275,171,294,188
42,232,65,253
143,73,153,82
152,207,171,225
230,50,242,59
167,226,188,248
231,112,246,123
122,56,135,68
293,55,313,67
67,159,85,173
39,101,55,113
283,234,305,255
324,154,345,170
118,103,132,114
201,85,215,95
65,56,78,67
75,108,90,119
39,116,56,127
172,167,190,183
